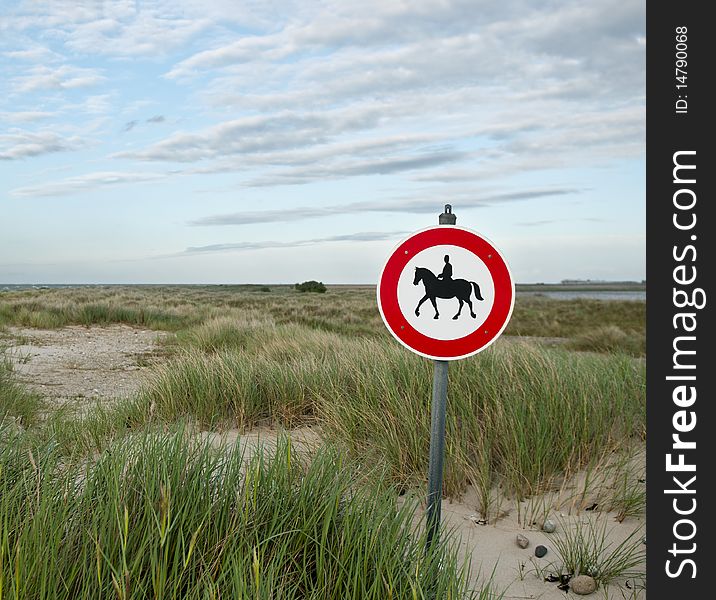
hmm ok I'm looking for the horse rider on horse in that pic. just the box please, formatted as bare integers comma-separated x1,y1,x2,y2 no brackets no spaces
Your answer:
437,255,453,282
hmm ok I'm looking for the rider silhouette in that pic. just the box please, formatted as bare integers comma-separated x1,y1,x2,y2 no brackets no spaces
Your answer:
437,255,453,281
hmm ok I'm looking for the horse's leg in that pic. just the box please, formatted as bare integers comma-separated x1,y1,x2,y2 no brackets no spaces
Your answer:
452,298,463,320
465,296,476,318
415,294,429,316
430,296,439,319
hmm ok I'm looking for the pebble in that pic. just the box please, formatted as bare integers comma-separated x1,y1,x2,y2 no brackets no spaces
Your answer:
516,534,530,549
570,575,597,595
542,519,556,533
535,545,548,558
467,514,488,525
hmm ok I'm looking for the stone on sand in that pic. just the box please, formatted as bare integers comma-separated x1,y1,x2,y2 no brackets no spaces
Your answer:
542,519,556,533
571,575,597,595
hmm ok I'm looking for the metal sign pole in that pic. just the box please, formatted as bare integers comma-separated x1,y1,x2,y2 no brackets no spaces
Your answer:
426,359,449,548
426,205,457,550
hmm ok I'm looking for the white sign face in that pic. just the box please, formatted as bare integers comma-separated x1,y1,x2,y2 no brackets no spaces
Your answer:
396,245,495,341
377,225,514,360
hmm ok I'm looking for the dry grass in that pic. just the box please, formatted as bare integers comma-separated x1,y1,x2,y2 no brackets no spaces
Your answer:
1,285,645,355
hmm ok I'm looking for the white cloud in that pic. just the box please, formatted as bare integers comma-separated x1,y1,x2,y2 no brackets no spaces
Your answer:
183,231,409,254
112,104,390,163
9,171,167,197
3,46,61,62
0,130,83,160
64,14,213,57
0,111,56,123
1,0,240,59
190,188,579,226
11,65,106,93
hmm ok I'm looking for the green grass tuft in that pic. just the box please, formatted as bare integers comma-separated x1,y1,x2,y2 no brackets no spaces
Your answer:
0,427,479,599
566,325,645,357
0,350,43,429
551,517,645,584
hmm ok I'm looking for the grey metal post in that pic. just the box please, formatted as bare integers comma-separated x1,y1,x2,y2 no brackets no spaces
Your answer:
426,359,449,549
426,204,457,550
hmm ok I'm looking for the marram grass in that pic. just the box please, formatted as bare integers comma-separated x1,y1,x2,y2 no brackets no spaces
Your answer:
0,426,483,600
0,350,43,429
0,285,644,355
551,517,645,584
137,321,645,502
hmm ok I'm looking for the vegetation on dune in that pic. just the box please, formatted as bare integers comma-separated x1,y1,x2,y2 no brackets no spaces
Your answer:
551,517,645,585
0,427,478,599
0,285,646,595
0,285,645,355
295,280,328,293
566,324,645,356
504,296,644,351
1,288,646,504
0,348,43,429
131,316,646,506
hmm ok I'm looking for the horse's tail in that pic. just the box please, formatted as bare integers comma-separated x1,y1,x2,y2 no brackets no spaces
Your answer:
471,281,484,301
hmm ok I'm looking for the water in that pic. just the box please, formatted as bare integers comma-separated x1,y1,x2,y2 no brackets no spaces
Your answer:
519,290,645,302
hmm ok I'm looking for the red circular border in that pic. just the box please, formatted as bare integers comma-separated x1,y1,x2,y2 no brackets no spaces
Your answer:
377,226,514,360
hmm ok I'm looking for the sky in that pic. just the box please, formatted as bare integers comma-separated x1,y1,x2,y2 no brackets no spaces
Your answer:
0,0,645,284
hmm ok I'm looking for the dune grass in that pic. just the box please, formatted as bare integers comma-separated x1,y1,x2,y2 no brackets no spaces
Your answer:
0,426,479,599
0,286,646,596
0,349,43,429
566,325,645,357
1,288,646,512
19,311,645,516
0,285,644,355
134,317,645,508
551,517,645,584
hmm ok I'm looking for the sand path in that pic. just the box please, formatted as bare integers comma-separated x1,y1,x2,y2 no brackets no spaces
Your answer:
2,325,167,407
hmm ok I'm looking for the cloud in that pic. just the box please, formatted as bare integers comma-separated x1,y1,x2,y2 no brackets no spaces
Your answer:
81,95,113,115
190,188,579,226
112,105,387,163
183,231,410,254
244,151,468,187
2,1,217,59
188,131,451,173
120,115,166,133
107,0,643,192
516,217,608,227
0,131,83,160
11,65,105,94
3,46,61,62
0,111,56,123
67,15,212,57
165,0,534,79
10,171,167,197
167,0,644,112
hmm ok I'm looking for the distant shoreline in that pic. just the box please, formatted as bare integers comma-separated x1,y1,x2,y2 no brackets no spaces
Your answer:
515,282,646,292
1,282,647,293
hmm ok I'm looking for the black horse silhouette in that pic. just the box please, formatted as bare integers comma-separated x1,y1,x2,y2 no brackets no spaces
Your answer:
413,266,484,320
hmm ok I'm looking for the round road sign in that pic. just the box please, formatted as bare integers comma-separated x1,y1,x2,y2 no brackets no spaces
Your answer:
377,226,514,360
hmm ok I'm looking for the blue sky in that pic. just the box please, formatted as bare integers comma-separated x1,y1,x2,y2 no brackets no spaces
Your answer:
0,0,645,284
